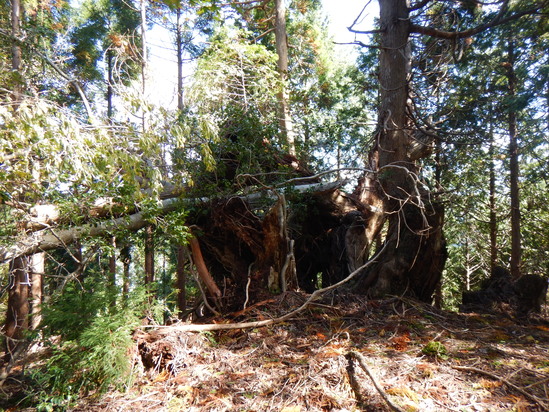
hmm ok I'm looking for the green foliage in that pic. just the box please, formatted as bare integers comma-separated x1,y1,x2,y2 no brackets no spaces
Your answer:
0,0,71,103
421,341,448,360
188,27,281,131
159,209,191,245
180,27,303,191
69,0,141,94
27,282,152,409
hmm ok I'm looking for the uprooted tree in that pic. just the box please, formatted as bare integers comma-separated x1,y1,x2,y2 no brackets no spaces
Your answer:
1,0,547,379
185,0,547,308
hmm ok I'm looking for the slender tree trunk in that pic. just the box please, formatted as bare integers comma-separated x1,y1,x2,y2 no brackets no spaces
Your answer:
174,14,187,309
174,16,188,310
544,57,549,132
11,0,22,104
29,253,44,330
274,0,296,156
140,0,148,131
433,142,443,308
488,134,498,271
107,49,114,119
144,225,154,285
506,39,521,280
108,236,116,307
121,245,131,299
176,7,184,111
464,236,471,291
4,0,28,363
109,236,116,284
4,257,29,360
176,246,187,318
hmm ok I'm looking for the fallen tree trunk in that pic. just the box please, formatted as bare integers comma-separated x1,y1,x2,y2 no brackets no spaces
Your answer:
0,181,346,264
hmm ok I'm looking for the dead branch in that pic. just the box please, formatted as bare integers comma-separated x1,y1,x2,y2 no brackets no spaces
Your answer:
346,350,406,412
186,247,221,317
335,41,382,49
525,375,549,389
0,338,32,387
452,365,549,409
346,351,366,406
347,0,375,34
189,237,221,298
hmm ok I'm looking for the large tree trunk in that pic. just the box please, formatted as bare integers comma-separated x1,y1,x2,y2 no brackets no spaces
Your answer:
352,0,446,301
0,183,339,264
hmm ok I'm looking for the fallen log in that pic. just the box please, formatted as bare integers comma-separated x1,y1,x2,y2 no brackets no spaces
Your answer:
0,181,346,264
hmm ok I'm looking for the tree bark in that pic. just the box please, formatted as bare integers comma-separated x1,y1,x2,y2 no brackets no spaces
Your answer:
274,0,296,156
10,0,22,104
144,225,154,285
4,257,29,361
353,0,446,301
29,253,44,330
176,245,187,318
506,38,521,280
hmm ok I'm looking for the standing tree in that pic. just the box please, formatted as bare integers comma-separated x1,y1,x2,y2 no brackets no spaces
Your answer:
505,36,522,279
274,0,296,156
349,0,545,301
69,0,141,118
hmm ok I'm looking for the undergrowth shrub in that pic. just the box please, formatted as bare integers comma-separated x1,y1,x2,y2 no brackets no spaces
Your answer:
26,279,156,411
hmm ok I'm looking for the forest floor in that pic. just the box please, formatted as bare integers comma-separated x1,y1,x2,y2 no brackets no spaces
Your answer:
4,293,549,411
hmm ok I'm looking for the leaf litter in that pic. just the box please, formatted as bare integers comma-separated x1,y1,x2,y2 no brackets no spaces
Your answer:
6,293,549,411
